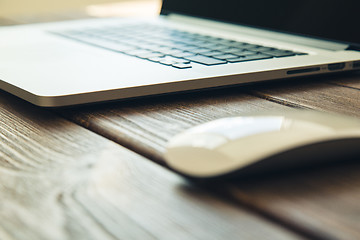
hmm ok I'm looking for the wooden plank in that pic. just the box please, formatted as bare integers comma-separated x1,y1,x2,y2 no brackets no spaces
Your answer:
0,91,302,240
225,73,360,240
329,71,360,90
59,90,290,162
59,74,360,240
226,160,360,240
249,73,360,117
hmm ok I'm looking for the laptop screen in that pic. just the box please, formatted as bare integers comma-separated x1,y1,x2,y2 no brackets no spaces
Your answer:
161,0,360,46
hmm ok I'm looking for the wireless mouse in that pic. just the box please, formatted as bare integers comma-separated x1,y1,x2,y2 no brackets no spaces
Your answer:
164,110,360,180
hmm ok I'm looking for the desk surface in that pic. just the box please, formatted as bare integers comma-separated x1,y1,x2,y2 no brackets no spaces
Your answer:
1,12,360,240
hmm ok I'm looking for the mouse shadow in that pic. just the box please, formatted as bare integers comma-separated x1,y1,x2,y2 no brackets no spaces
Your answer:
177,155,360,200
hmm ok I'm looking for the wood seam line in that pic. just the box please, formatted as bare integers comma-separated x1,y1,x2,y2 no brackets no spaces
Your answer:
245,91,313,110
326,81,360,91
52,110,167,164
211,186,338,240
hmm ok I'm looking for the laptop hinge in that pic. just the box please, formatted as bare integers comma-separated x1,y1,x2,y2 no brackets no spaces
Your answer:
166,13,350,52
347,45,360,51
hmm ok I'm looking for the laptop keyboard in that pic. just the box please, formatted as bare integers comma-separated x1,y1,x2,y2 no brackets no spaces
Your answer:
55,24,307,69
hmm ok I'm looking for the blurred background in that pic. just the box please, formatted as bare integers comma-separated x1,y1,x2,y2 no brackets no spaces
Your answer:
0,0,161,23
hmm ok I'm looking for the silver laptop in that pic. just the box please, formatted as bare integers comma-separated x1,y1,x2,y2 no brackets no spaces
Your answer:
1,0,360,107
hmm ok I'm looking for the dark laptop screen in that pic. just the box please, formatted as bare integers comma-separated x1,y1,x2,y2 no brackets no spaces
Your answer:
161,0,360,46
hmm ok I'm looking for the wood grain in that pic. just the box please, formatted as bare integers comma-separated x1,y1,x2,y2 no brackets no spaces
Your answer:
226,73,360,239
329,72,360,90
250,73,360,117
226,160,360,240
59,90,291,162
59,72,360,240
0,91,302,240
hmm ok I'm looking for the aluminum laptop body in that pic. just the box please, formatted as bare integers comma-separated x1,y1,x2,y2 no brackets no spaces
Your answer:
0,0,359,107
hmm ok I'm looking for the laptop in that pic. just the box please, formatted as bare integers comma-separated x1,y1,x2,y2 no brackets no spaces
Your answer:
0,0,359,107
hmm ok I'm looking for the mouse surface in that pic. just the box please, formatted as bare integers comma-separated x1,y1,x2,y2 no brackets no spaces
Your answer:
164,110,360,180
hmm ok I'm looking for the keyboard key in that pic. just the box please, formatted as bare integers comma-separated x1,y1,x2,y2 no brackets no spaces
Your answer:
176,45,201,52
226,42,251,48
200,42,219,49
240,44,262,49
251,46,276,52
150,45,175,53
138,52,165,59
192,47,212,54
166,56,190,63
210,45,231,51
161,49,184,55
148,56,165,63
172,63,192,69
295,52,308,56
170,51,196,58
88,40,137,52
151,56,190,65
234,50,257,56
222,48,244,54
228,54,272,63
213,54,239,60
126,49,154,56
185,55,227,65
201,50,225,57
61,33,138,52
263,50,296,57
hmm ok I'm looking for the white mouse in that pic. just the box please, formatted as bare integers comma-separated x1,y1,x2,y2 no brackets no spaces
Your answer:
164,110,360,180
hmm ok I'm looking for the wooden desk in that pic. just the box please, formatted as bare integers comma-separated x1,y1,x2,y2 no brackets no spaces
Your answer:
1,14,360,240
